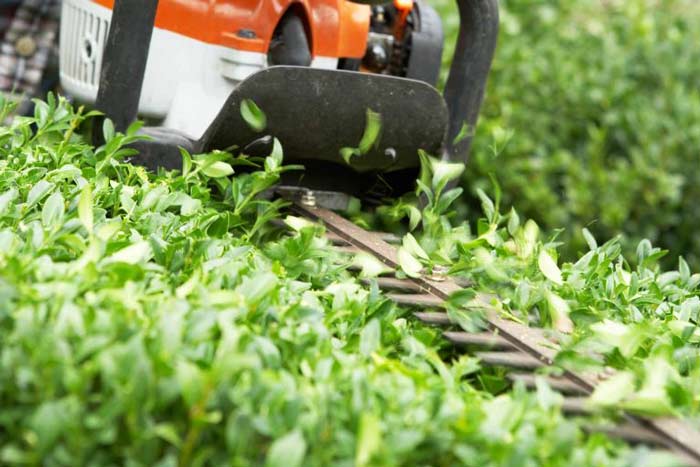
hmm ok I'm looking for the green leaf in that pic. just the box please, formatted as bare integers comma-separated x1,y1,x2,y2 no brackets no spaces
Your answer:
407,205,422,231
0,445,32,464
107,241,152,264
270,137,284,163
417,150,432,190
398,247,423,278
431,159,465,192
153,423,182,447
48,164,81,181
488,173,502,210
27,180,53,207
519,220,540,260
447,288,477,308
355,413,381,467
402,233,429,261
621,358,678,416
78,184,94,233
179,195,201,216
545,290,572,333
353,252,391,278
452,121,471,145
538,249,563,285
30,400,70,451
436,187,464,214
507,208,520,235
238,272,277,305
265,138,284,171
340,147,358,165
636,239,652,262
240,99,267,132
266,430,307,467
590,320,645,358
339,109,382,164
284,215,315,232
41,191,64,228
181,148,193,177
202,161,234,178
589,371,636,407
176,359,206,407
358,108,382,154
535,377,563,410
102,118,115,142
96,220,121,241
0,188,17,216
679,256,691,282
360,319,381,356
582,228,597,250
476,188,496,222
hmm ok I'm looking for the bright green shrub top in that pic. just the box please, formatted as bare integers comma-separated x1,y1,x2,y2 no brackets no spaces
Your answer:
0,97,654,466
438,0,700,268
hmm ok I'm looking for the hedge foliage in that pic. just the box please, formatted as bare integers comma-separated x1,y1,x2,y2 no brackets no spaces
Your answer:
437,0,700,267
1,96,657,466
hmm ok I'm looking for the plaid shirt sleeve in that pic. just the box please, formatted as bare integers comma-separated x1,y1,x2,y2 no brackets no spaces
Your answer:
0,0,60,116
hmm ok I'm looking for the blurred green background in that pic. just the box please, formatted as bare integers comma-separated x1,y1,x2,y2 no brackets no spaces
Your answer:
435,0,700,268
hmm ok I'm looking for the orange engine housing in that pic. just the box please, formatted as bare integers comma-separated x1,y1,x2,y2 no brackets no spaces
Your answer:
92,0,370,59
60,0,372,139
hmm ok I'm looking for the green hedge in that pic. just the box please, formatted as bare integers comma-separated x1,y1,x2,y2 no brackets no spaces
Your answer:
0,96,644,466
437,0,700,267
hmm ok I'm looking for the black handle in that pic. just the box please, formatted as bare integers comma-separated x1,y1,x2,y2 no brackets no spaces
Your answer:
93,0,159,144
442,0,499,163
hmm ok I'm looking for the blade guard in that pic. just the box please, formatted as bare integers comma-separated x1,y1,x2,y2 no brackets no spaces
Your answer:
199,66,448,174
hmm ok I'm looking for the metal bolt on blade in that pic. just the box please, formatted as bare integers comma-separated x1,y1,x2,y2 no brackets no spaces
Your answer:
429,265,449,282
301,190,316,207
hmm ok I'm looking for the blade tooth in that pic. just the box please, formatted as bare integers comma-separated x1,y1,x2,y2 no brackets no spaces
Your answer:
584,423,668,447
363,277,422,293
506,373,588,395
475,351,544,370
325,231,350,246
413,312,451,326
271,219,288,228
443,331,515,350
560,397,592,415
453,276,473,288
387,293,444,307
375,232,401,244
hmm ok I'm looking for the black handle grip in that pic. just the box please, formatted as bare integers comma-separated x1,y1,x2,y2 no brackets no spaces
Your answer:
443,0,499,163
93,0,159,144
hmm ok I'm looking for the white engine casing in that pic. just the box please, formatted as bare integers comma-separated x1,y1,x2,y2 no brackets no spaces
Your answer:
59,0,338,139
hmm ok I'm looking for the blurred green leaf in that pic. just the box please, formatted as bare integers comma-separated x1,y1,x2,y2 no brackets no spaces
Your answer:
538,249,563,285
78,184,93,233
398,247,423,278
360,319,381,357
356,413,381,467
202,161,234,178
266,430,307,467
240,99,267,132
41,191,64,229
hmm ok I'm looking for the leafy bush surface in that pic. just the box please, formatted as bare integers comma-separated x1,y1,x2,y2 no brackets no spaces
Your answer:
438,0,700,267
1,2,693,463
379,149,700,423
0,97,677,465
